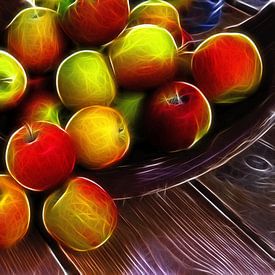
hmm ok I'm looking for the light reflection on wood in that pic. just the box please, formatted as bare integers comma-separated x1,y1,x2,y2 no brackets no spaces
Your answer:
0,229,64,274
199,126,275,251
62,183,274,274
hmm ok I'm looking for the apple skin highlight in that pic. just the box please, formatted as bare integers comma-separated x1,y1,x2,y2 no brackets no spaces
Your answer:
192,33,263,103
0,175,30,249
43,177,118,251
6,122,76,191
144,81,212,151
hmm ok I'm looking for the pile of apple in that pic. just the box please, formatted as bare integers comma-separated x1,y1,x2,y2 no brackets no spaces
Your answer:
0,0,262,251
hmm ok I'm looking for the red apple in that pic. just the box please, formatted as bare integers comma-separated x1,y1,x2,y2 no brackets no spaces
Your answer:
6,121,76,191
144,81,212,151
0,174,30,248
191,33,263,103
59,0,129,46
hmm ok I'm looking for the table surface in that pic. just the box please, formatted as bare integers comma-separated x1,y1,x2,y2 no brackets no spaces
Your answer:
0,2,275,274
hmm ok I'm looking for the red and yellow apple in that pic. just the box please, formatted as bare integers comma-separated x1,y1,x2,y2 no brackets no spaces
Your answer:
59,0,129,46
0,50,27,110
192,33,263,103
144,81,212,151
19,92,61,125
7,7,66,73
56,50,116,110
43,176,117,251
6,121,76,191
66,106,130,169
109,24,177,89
0,174,30,248
129,0,184,46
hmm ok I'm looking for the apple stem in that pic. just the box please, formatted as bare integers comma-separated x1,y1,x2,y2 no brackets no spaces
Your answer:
27,0,36,7
0,77,13,83
25,123,35,142
165,93,189,105
176,91,182,104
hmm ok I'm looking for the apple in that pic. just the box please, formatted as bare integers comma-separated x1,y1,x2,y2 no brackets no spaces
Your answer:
0,50,27,109
129,0,184,46
192,33,263,103
144,81,212,151
14,75,62,127
19,92,61,126
6,121,76,191
0,174,30,248
109,24,177,90
7,7,66,73
59,0,129,46
56,50,116,110
66,106,130,169
43,176,117,251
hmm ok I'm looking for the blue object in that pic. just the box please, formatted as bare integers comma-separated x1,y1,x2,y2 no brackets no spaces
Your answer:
181,0,224,33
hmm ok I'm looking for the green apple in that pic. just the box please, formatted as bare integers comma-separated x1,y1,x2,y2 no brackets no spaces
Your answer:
108,24,177,90
0,50,27,109
56,50,116,110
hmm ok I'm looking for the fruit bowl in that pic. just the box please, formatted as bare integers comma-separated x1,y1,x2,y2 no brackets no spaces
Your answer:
0,1,274,200
78,2,275,199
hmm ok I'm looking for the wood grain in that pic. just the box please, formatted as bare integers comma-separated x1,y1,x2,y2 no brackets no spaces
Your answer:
0,229,64,274
199,126,275,253
62,183,274,274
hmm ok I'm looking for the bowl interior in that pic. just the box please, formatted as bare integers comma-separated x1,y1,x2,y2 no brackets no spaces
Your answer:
78,3,275,199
